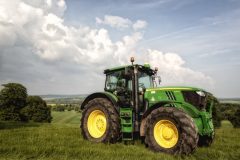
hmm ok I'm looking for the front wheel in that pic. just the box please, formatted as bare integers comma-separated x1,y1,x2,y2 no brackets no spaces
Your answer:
81,98,120,143
145,107,199,155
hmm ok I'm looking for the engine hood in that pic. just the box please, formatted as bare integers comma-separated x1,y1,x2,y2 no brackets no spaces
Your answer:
144,86,212,107
146,86,206,92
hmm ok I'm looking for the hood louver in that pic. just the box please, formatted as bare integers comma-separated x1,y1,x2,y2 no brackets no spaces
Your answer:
165,91,176,101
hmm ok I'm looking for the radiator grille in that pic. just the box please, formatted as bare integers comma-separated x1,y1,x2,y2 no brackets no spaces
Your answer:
182,91,206,110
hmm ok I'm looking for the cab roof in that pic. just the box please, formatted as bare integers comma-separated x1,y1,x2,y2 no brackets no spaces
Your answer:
104,64,155,75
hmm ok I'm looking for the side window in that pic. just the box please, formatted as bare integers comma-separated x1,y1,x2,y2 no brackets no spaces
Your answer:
106,73,118,91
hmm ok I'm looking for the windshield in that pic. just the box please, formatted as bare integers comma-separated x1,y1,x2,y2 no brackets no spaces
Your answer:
105,70,154,92
138,72,153,89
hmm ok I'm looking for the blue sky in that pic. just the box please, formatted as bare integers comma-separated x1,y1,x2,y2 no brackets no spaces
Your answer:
0,0,240,97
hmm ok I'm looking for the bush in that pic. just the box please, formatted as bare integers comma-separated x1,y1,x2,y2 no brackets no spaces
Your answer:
21,96,52,123
67,105,72,111
0,83,27,121
228,108,240,128
0,106,22,121
53,105,65,112
218,103,240,127
219,103,238,119
74,105,81,112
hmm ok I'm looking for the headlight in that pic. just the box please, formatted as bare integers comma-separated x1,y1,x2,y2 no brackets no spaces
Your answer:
196,91,205,97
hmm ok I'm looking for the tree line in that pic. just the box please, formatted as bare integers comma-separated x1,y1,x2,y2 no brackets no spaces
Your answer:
50,104,81,112
0,83,52,122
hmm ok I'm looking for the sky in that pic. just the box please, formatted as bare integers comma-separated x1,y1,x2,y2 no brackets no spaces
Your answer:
0,0,240,98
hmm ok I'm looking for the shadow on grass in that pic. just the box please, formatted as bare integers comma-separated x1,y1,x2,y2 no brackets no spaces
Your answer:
0,121,42,130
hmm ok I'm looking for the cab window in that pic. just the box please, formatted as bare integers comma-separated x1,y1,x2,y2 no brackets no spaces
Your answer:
105,72,119,91
138,72,153,89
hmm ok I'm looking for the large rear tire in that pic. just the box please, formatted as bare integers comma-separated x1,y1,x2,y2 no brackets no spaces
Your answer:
81,98,120,143
145,107,199,155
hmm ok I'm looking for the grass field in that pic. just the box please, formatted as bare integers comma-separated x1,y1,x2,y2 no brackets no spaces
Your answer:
0,111,240,160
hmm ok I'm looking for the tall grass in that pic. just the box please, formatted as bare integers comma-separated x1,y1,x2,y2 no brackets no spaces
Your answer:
0,112,239,160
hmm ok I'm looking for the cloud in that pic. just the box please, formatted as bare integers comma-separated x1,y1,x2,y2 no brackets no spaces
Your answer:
22,0,66,16
133,20,148,30
0,0,214,94
96,15,132,29
145,50,214,89
96,15,147,31
0,1,144,65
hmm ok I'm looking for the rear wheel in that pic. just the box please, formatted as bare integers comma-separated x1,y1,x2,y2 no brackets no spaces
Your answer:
81,98,120,143
145,107,199,155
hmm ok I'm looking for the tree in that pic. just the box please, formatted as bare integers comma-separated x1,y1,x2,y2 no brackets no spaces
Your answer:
228,108,240,128
21,96,52,123
0,83,27,121
218,102,240,127
53,104,65,112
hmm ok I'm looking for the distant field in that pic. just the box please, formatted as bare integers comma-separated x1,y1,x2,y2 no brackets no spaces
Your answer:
0,112,240,160
218,98,240,104
51,111,81,125
219,100,240,104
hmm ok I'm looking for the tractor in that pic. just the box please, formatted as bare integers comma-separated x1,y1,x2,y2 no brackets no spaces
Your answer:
80,57,216,155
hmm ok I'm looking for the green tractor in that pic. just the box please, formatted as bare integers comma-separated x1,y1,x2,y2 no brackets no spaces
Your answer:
80,57,216,155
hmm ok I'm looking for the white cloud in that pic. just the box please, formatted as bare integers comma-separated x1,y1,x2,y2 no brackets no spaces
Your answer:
145,49,214,89
0,1,142,66
57,0,65,7
96,15,147,31
0,0,214,94
133,20,147,30
96,15,132,29
23,0,67,16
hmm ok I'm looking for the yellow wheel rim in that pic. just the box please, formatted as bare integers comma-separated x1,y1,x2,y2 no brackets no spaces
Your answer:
87,110,107,138
154,119,179,148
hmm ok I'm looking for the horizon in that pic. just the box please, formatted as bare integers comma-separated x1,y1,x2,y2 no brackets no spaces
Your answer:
36,93,240,100
0,0,240,98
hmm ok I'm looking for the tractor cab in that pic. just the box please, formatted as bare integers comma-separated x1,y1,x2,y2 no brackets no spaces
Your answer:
104,62,157,111
104,64,156,91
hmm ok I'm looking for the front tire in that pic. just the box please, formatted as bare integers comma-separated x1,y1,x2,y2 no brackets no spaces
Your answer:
145,107,199,155
81,98,120,143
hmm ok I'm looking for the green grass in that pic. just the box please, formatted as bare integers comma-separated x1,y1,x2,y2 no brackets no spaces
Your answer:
51,111,81,125
0,112,240,160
